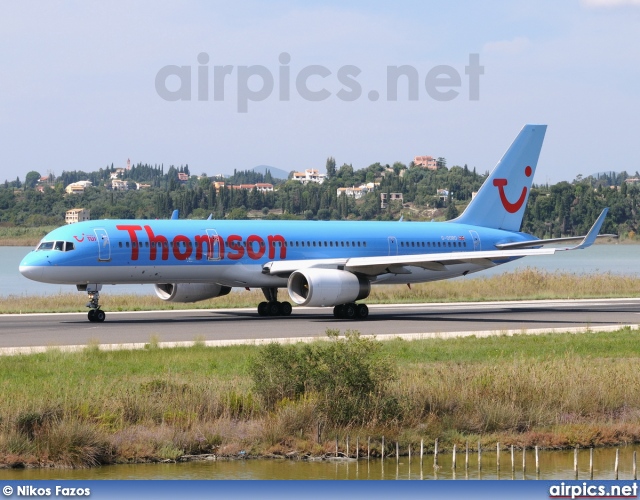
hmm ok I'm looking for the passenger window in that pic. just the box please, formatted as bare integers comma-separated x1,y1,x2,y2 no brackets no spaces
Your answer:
119,242,123,248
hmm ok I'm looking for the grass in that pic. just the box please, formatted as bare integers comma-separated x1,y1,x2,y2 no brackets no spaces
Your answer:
2,269,639,314
0,226,56,246
2,327,640,467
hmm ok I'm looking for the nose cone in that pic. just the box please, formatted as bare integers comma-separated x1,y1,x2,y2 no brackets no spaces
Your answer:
19,253,44,281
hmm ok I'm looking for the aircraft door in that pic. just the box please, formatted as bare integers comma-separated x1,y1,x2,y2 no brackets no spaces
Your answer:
388,236,398,255
94,228,111,261
205,229,222,261
469,230,481,251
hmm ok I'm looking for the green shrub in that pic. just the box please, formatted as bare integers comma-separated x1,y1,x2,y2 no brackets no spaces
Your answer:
250,330,397,426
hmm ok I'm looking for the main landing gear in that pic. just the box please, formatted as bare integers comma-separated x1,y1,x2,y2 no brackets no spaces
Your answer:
85,288,106,323
257,287,292,317
333,303,369,320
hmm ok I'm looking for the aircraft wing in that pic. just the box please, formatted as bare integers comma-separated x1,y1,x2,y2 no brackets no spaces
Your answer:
263,208,611,279
263,247,558,278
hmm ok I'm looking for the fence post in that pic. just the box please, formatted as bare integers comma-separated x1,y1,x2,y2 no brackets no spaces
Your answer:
478,441,482,472
453,444,457,470
497,442,500,472
535,446,539,476
590,448,594,480
420,439,424,467
434,438,439,467
574,447,578,479
511,445,515,473
615,449,619,480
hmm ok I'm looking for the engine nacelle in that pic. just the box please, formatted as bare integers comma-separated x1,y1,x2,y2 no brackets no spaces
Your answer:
287,269,370,307
154,283,232,303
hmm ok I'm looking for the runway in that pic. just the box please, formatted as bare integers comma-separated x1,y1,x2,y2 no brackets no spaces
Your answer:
1,298,639,354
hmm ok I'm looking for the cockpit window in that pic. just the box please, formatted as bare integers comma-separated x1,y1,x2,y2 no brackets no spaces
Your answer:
36,241,76,252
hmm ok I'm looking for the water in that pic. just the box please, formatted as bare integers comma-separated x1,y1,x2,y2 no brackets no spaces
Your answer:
0,446,637,480
3,245,639,297
1,247,155,297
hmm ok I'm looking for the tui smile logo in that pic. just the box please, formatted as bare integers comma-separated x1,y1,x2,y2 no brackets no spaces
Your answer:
73,234,85,242
493,166,532,213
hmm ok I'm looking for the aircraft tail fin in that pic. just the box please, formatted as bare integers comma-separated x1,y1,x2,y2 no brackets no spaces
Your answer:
452,124,546,232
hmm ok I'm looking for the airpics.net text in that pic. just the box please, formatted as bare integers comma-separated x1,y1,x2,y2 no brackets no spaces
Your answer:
155,52,484,112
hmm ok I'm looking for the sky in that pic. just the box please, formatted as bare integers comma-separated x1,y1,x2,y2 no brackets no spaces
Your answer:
1,0,639,185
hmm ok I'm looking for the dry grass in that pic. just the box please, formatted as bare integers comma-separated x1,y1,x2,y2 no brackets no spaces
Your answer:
2,269,639,314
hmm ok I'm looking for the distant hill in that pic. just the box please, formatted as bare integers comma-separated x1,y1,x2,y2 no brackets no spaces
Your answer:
251,165,291,180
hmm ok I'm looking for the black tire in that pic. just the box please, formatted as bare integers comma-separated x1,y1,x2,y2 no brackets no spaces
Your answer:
257,302,268,316
96,310,106,322
356,303,369,319
88,309,96,322
333,305,344,318
280,301,292,316
268,301,281,316
344,303,356,319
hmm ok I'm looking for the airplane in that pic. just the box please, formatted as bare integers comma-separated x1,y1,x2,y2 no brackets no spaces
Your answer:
19,124,613,322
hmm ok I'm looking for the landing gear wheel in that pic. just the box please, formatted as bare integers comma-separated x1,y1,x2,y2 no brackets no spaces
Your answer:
258,302,268,316
280,301,292,316
333,305,344,318
344,303,356,319
356,303,369,319
87,309,106,323
267,301,281,316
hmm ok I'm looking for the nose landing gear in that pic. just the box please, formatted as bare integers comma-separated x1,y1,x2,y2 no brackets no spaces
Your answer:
79,284,106,323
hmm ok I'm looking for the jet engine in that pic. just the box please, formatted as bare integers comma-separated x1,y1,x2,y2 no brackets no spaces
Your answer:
287,269,370,307
154,283,232,303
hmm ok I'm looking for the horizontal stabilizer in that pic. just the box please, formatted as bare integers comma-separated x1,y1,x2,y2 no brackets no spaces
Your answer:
495,209,613,250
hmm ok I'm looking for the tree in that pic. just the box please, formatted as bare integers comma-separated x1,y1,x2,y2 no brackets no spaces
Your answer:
326,157,336,179
25,171,42,189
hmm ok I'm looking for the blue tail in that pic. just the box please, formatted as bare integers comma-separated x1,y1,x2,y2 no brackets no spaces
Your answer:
452,124,546,232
